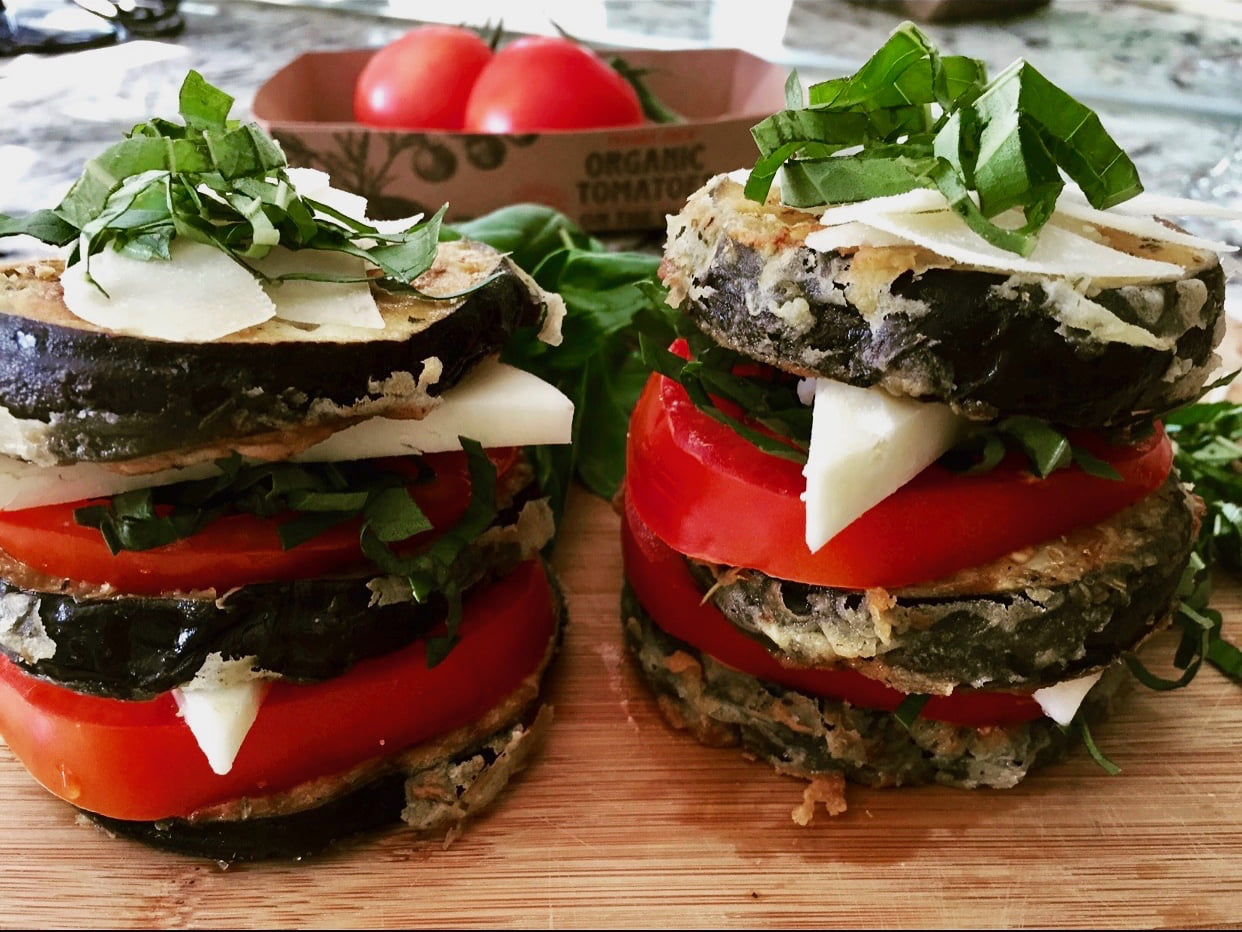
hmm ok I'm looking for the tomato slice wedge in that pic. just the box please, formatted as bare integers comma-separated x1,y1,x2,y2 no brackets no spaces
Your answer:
0,448,519,595
625,368,1172,588
622,494,1043,728
0,559,556,822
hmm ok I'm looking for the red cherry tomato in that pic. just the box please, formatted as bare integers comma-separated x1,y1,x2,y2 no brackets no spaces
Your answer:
0,559,557,821
0,449,518,595
625,344,1173,589
354,25,494,130
464,36,643,132
621,494,1043,728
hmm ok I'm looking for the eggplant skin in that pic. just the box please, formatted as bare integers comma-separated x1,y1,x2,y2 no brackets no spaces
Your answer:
660,175,1226,428
692,477,1198,695
0,240,547,465
622,586,1126,791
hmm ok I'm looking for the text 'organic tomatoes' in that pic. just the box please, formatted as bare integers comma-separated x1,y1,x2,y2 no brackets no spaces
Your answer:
463,36,644,132
354,25,494,130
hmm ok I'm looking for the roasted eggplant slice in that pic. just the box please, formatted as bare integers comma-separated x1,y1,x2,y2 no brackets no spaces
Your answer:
691,478,1198,695
623,587,1125,789
660,176,1226,428
0,240,548,466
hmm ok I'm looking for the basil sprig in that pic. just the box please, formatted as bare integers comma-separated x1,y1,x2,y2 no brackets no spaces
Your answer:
1124,401,1242,687
942,417,1122,481
0,71,445,293
746,21,1143,256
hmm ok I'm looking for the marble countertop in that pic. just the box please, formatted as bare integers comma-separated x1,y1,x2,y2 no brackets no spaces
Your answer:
1,0,1240,246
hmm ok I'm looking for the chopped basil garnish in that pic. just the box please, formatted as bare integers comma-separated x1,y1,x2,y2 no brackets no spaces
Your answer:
74,455,427,556
941,417,1123,481
0,70,445,294
893,693,929,730
359,438,499,667
745,21,1143,255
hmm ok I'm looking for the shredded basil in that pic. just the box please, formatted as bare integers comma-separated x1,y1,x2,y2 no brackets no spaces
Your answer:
893,693,929,730
745,21,1142,255
0,70,446,294
74,455,426,555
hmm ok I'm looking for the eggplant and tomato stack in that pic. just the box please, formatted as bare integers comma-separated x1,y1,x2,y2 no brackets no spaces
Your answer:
622,27,1232,808
0,73,573,859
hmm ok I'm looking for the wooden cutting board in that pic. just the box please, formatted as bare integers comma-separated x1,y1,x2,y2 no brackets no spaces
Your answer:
0,487,1239,930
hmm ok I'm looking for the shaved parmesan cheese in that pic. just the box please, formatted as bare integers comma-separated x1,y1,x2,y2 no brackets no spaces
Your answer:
1052,198,1236,253
801,380,967,553
252,246,384,329
285,166,369,221
60,239,276,342
173,655,271,775
852,209,1185,282
804,221,909,251
0,360,572,510
816,188,952,226
1033,670,1103,726
1066,186,1242,220
296,358,574,461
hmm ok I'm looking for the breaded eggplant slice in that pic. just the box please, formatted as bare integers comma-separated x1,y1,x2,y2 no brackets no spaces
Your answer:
690,478,1199,696
623,587,1125,790
0,239,549,467
661,176,1225,428
0,466,553,700
86,579,563,862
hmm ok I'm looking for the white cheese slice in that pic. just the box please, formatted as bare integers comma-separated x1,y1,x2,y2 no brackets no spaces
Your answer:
1069,187,1242,220
60,239,276,342
815,188,954,226
285,167,369,221
1051,198,1237,253
0,359,573,510
804,221,909,252
296,357,575,461
801,380,967,553
252,246,384,329
849,209,1186,283
1032,670,1104,726
172,655,271,775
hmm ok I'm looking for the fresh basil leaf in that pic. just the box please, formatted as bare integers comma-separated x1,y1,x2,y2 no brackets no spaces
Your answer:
894,693,929,730
1074,717,1121,775
1,70,449,297
0,210,78,246
744,21,1141,254
364,487,433,543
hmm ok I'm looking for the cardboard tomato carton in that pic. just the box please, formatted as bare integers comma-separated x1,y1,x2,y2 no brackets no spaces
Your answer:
252,47,787,231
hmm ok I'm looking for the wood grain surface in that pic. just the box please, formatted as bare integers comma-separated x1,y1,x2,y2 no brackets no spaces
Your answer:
0,486,1239,930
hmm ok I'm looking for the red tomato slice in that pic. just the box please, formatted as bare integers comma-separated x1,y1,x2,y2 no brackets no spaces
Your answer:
625,366,1172,589
463,36,643,133
622,494,1043,728
354,25,494,130
0,559,556,822
0,449,518,595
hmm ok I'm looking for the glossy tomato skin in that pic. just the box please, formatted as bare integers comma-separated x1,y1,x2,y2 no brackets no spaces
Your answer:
621,494,1043,727
463,36,643,132
625,363,1173,589
354,25,493,130
0,559,557,822
0,449,518,596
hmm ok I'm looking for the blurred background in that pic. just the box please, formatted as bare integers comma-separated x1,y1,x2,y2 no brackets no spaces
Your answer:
1,0,1239,249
